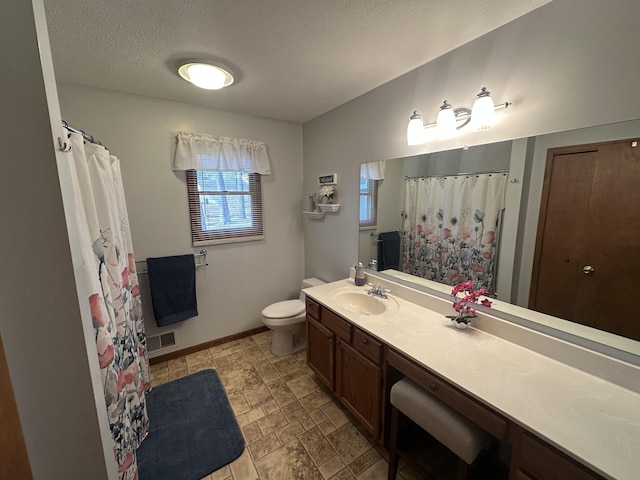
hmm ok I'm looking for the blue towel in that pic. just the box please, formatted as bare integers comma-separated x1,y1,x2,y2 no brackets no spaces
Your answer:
147,254,198,327
378,231,401,270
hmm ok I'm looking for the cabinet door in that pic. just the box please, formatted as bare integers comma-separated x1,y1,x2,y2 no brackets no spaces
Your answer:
306,316,334,390
513,471,535,480
510,429,605,480
336,339,381,437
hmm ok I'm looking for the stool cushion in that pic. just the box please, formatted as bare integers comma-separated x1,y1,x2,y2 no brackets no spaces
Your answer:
390,378,490,464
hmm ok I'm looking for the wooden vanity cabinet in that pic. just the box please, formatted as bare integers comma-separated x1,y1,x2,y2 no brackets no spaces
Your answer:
336,328,382,436
306,315,334,389
306,298,382,438
509,426,606,480
305,298,335,390
305,297,354,391
306,296,608,480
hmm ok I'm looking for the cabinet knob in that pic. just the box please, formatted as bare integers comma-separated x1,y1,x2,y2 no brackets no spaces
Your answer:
429,383,437,391
362,338,368,344
583,265,595,274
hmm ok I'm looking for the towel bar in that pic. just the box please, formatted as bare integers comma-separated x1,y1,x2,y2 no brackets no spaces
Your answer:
136,249,208,275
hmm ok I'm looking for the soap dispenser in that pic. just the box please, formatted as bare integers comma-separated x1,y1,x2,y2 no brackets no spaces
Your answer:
355,262,366,286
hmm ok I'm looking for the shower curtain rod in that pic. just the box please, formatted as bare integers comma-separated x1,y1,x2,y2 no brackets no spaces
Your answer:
62,120,105,147
404,169,509,180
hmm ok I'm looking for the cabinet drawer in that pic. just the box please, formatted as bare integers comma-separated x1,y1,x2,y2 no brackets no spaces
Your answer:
387,349,507,440
353,328,382,365
306,297,320,320
322,308,352,343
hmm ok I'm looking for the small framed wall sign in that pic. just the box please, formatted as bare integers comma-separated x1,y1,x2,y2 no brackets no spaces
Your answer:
318,173,337,185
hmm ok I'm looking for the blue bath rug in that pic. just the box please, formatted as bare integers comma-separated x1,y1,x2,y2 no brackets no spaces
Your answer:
137,369,245,480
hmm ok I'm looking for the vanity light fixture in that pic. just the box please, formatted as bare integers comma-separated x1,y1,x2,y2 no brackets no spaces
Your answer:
407,87,510,145
436,100,459,140
178,62,235,90
470,87,495,131
407,111,425,146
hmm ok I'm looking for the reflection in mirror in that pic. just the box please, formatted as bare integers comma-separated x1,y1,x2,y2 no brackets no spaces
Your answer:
359,120,640,358
359,140,513,292
399,170,508,293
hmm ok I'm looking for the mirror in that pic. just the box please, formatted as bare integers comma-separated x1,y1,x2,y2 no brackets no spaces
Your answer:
359,118,640,360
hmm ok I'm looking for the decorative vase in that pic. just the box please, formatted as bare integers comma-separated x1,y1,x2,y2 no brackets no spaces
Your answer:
451,319,470,329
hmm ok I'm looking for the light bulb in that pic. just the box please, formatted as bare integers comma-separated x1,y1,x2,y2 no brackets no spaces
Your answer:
178,62,234,90
471,87,495,130
436,100,456,139
407,111,424,146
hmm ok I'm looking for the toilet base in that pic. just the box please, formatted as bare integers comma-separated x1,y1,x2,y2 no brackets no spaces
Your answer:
270,325,306,356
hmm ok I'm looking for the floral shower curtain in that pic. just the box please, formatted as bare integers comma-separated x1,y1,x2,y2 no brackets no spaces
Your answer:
401,173,507,291
65,132,150,479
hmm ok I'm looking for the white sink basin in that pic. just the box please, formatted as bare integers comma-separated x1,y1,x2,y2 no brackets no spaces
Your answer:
332,290,398,315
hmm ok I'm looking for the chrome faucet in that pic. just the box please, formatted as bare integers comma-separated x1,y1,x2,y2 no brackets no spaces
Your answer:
367,283,391,298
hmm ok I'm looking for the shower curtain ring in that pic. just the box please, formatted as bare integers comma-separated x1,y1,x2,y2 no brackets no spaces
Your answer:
57,137,72,152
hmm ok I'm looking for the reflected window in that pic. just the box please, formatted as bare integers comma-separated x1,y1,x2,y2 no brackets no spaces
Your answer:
359,178,378,227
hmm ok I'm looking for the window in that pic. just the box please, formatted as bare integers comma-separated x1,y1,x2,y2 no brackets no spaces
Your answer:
186,170,264,245
359,178,378,228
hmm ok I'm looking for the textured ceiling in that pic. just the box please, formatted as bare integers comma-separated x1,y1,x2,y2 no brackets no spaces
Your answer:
44,0,550,123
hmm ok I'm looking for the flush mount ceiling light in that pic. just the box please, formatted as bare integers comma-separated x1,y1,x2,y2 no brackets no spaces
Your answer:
407,87,510,146
178,62,234,90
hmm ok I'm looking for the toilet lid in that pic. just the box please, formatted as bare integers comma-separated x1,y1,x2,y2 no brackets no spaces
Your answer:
262,299,305,319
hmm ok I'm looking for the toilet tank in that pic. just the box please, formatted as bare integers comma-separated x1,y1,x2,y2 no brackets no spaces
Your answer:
300,277,325,301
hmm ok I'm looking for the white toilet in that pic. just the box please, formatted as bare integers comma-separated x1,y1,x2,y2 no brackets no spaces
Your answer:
261,277,325,356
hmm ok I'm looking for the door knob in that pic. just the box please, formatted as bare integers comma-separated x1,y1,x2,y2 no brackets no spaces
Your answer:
583,265,595,274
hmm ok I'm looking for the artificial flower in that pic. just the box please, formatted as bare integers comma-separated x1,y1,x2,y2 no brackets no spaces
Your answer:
446,281,492,325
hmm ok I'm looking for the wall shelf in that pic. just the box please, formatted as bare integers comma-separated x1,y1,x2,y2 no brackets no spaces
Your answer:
304,211,325,219
318,203,340,213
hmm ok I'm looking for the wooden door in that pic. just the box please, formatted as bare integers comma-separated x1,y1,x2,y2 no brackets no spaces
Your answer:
335,340,381,436
0,336,33,479
530,138,640,340
306,316,335,390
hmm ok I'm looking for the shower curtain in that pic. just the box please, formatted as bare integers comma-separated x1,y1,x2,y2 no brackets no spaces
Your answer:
65,132,150,479
401,173,507,291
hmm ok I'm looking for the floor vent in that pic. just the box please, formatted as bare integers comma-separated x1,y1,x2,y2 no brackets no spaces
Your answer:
147,332,176,352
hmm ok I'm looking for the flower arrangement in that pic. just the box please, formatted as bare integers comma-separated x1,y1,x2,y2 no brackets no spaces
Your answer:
445,280,492,327
319,185,335,204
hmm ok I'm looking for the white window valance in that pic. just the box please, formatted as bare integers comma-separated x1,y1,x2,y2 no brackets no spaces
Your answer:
360,160,385,180
173,132,272,175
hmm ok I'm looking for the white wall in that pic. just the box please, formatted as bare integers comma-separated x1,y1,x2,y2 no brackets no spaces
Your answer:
0,0,115,478
57,85,305,356
303,0,640,284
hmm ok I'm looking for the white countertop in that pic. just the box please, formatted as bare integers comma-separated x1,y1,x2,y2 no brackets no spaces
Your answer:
304,278,640,480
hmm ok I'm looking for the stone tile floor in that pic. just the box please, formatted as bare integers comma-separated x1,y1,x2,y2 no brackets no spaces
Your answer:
149,330,423,480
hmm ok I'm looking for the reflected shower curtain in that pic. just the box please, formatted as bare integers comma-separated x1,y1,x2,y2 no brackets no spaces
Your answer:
401,173,507,291
65,132,150,479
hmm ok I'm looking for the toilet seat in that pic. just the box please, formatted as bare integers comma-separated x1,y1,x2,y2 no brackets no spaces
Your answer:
262,299,305,319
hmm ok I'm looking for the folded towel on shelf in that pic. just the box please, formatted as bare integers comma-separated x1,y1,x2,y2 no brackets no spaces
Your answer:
147,254,198,327
378,231,401,271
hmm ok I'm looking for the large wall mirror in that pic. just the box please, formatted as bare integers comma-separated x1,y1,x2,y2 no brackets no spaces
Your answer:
359,118,640,362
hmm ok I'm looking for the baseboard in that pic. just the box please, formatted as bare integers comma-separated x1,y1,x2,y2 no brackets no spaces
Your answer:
149,326,269,365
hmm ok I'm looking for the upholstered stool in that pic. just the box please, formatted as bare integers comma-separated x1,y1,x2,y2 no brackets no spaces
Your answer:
387,377,492,480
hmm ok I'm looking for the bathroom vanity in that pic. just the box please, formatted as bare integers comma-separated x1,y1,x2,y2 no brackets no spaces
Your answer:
304,274,640,480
